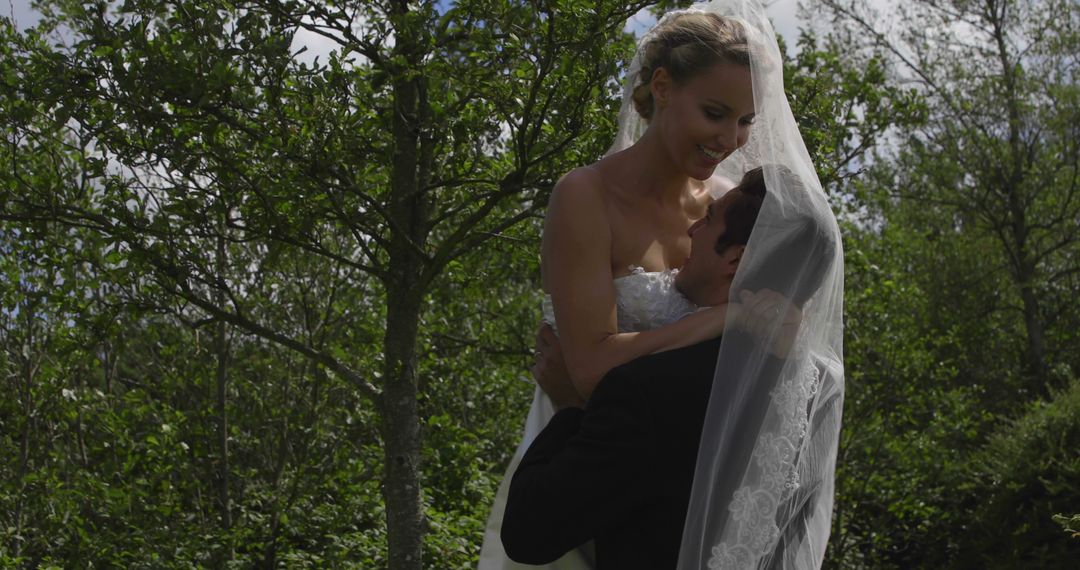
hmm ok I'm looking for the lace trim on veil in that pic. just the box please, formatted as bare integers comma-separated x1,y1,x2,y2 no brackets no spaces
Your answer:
707,359,822,569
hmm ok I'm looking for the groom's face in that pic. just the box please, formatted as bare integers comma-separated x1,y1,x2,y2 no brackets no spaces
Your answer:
675,190,745,306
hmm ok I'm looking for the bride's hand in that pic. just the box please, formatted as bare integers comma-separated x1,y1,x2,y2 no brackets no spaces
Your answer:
532,323,585,408
735,289,803,358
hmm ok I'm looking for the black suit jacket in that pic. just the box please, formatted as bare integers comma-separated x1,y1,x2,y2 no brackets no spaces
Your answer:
501,337,724,570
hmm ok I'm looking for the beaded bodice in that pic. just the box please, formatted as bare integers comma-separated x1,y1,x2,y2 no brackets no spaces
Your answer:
542,266,697,333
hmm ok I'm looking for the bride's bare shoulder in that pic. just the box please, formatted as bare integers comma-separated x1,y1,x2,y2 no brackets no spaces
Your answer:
547,165,610,219
542,165,613,283
555,164,607,192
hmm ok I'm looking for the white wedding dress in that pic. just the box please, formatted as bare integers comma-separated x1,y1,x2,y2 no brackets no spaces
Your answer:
478,266,698,570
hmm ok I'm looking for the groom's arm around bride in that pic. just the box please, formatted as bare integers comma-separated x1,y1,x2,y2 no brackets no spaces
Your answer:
501,336,724,569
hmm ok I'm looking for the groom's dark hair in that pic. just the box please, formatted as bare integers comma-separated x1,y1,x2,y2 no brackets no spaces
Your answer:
714,167,767,255
734,164,838,306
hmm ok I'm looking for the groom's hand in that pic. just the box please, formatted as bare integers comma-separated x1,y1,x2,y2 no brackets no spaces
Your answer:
532,324,585,410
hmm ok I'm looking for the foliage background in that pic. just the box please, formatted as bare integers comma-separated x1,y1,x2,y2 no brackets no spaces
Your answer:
2,0,1079,568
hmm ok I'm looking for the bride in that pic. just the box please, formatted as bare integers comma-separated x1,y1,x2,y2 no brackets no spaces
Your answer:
479,10,753,569
480,1,844,569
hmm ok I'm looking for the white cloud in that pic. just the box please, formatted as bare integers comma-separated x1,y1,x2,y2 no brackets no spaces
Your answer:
8,0,370,66
7,0,42,31
770,0,897,51
619,2,896,54
766,0,804,44
625,6,657,36
290,24,346,66
289,10,376,67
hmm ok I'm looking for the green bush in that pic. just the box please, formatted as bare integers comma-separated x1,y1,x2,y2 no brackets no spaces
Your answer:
959,377,1080,568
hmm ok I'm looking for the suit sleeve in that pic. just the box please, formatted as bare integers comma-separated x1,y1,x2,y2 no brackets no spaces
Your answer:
500,371,656,565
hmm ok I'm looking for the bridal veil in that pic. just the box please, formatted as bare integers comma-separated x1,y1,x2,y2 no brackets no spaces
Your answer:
610,2,846,568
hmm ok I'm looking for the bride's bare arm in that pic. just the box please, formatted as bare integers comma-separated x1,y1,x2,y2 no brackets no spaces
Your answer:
542,170,728,398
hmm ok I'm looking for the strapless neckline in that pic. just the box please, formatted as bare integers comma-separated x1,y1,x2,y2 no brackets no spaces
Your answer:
542,265,696,334
613,265,676,281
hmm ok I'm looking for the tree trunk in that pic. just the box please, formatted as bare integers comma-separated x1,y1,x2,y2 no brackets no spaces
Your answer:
1003,182,1048,389
993,9,1049,391
1018,264,1048,387
381,289,425,570
215,232,234,561
12,299,36,560
380,4,432,567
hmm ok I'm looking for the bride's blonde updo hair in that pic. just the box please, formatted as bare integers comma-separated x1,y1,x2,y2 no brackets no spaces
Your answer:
632,13,751,121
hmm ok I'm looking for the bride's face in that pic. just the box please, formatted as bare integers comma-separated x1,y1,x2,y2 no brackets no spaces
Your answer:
652,61,756,180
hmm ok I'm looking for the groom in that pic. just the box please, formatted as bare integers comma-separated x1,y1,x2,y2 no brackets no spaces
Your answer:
501,169,781,568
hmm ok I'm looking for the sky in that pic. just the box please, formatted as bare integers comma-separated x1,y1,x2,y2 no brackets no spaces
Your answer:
7,0,40,29
5,0,901,82
7,1,895,53
767,0,812,44
285,2,826,66
622,1,815,54
622,0,895,51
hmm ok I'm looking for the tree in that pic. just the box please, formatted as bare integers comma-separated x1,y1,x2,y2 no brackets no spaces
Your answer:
961,377,1080,568
1,1,650,567
817,0,1080,394
812,1,1080,566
